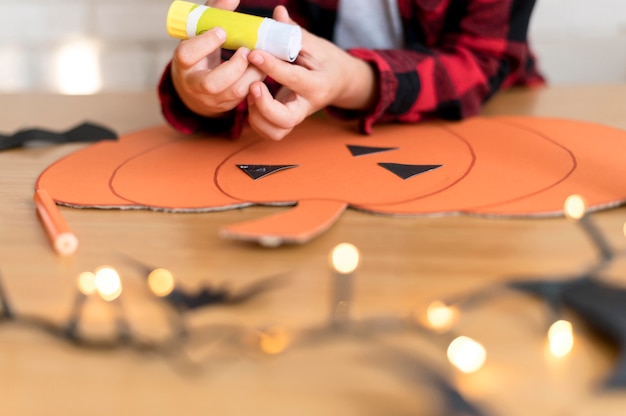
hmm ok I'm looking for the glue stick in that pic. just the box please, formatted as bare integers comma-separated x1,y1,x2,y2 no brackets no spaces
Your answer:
166,0,302,62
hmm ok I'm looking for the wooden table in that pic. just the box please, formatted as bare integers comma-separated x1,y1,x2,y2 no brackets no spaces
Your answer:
1,86,626,416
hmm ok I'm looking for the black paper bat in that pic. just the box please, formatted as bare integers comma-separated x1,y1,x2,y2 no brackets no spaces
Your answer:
511,276,626,388
161,276,287,311
0,122,116,150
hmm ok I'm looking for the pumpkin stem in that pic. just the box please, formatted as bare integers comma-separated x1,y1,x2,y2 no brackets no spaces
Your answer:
220,200,348,246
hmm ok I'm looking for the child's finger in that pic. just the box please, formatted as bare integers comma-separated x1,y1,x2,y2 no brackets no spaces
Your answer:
248,83,295,131
247,109,287,141
185,48,249,95
247,50,308,94
248,83,310,140
173,28,226,70
272,6,296,25
205,0,240,10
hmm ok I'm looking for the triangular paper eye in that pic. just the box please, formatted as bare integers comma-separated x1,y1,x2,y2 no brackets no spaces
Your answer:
347,144,398,157
378,163,443,180
237,164,299,180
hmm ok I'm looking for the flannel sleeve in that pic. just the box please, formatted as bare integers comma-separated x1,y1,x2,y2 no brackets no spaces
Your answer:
328,0,545,134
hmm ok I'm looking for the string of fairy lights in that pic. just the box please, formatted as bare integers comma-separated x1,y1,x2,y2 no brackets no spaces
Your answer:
0,243,487,372
425,194,626,366
0,193,624,413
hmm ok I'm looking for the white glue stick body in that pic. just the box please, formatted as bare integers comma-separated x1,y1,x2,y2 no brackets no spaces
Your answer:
167,0,302,62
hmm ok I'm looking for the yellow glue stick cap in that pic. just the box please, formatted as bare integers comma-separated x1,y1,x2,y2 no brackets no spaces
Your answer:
167,0,195,39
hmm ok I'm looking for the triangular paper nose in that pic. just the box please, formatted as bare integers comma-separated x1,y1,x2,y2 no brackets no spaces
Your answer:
347,145,397,157
237,164,299,180
378,163,442,180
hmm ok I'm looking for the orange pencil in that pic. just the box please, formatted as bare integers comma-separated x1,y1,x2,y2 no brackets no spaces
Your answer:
33,189,79,256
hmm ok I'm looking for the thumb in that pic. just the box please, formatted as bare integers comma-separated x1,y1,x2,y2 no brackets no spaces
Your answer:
272,5,296,24
205,0,240,11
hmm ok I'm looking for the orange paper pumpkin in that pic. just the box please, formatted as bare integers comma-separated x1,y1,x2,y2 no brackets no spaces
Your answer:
36,116,626,245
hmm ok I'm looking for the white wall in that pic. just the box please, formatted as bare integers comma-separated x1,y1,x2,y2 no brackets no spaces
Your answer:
0,0,623,92
529,0,626,84
0,0,176,93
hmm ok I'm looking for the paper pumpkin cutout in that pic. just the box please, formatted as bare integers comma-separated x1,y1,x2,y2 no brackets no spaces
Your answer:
36,116,626,245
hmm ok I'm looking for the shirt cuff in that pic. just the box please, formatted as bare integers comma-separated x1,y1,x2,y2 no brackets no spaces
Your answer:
326,48,399,134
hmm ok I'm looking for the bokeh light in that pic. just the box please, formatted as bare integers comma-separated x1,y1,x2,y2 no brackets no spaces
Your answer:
259,326,291,355
447,336,487,373
77,271,97,296
94,266,122,302
425,300,458,332
330,243,360,274
564,194,586,220
548,320,574,358
148,268,175,297
53,39,102,95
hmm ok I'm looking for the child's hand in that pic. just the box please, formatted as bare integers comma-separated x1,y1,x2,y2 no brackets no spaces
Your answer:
245,6,377,141
170,0,265,118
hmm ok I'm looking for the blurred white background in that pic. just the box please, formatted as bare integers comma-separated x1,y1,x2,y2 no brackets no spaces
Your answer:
0,0,624,94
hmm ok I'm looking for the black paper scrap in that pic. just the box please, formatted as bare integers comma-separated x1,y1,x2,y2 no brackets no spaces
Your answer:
237,164,299,180
378,163,442,180
0,122,117,151
347,144,398,157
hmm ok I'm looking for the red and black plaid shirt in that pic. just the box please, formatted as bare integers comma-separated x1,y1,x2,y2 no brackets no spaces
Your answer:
159,0,544,138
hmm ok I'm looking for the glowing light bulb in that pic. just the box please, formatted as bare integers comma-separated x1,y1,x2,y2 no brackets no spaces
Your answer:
94,266,122,302
564,194,586,220
148,268,175,297
259,326,291,355
548,320,574,358
425,300,458,332
53,39,102,95
447,336,487,374
77,271,97,295
330,243,360,274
